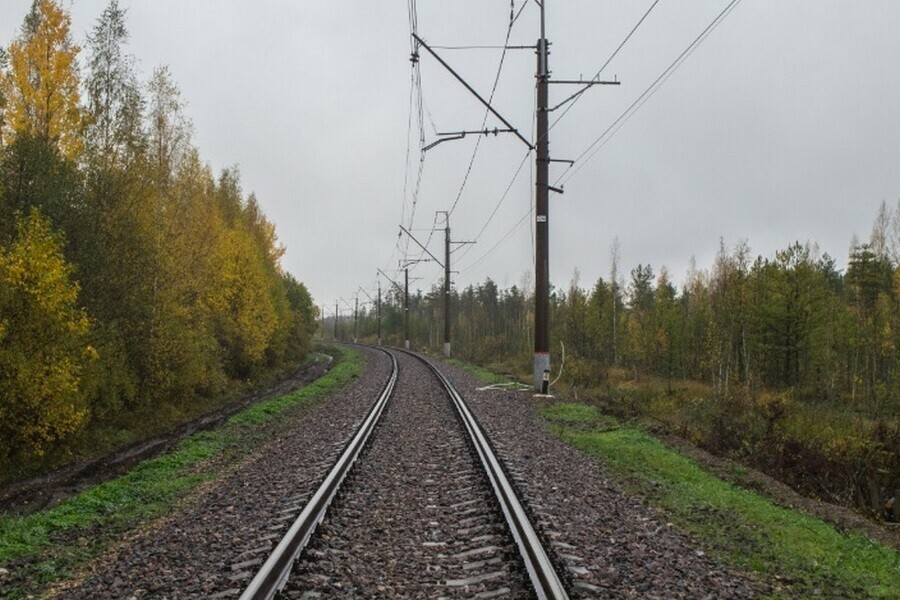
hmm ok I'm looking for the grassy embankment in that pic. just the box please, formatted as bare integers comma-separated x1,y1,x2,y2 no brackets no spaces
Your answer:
0,346,364,599
454,360,899,599
2,351,327,488
454,353,897,518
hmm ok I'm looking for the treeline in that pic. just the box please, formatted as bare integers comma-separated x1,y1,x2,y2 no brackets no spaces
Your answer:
0,1,315,468
339,206,899,512
348,207,899,411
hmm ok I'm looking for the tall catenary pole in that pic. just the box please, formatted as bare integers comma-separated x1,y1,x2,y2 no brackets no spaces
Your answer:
377,281,382,346
533,1,551,393
404,267,410,350
334,302,339,342
444,215,452,358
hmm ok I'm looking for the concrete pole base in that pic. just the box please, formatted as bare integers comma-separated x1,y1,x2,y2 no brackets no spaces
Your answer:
405,339,410,350
533,352,551,393
377,338,382,347
443,342,451,358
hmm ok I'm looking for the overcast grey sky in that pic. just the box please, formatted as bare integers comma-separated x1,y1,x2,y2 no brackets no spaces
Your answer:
2,1,899,307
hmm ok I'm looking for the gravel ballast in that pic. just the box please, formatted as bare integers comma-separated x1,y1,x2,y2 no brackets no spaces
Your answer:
431,357,768,599
54,347,769,599
61,348,391,599
285,350,531,598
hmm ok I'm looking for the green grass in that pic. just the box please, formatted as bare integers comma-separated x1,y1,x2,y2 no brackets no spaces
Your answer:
540,402,900,599
445,357,518,386
540,402,618,430
0,347,363,597
229,348,363,425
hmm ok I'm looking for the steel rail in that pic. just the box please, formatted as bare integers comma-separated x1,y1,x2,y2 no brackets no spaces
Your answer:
399,349,570,600
239,348,399,600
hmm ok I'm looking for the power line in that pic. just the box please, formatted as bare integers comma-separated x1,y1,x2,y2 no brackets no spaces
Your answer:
549,0,663,131
397,68,415,256
402,0,427,261
428,44,532,50
454,67,538,268
459,204,532,273
406,1,530,269
448,0,528,219
557,0,744,187
471,150,531,246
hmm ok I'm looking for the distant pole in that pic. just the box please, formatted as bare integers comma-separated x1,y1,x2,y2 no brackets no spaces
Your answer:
533,0,551,394
334,302,339,342
444,215,452,358
377,281,382,346
404,267,410,350
353,296,359,343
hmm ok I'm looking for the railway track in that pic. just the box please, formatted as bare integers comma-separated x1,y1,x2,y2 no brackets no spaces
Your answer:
240,347,569,599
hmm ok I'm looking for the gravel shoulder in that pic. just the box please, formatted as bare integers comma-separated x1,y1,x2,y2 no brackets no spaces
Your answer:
49,347,392,599
434,357,768,599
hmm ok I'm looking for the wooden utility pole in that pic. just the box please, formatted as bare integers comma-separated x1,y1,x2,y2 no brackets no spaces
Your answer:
354,296,359,343
444,216,452,357
404,268,410,349
411,3,617,391
534,2,551,393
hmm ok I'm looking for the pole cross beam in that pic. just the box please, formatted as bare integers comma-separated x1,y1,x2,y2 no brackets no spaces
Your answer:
412,33,533,151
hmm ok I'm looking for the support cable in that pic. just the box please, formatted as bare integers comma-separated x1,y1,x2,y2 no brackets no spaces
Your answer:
448,0,528,219
549,0,663,131
557,0,743,187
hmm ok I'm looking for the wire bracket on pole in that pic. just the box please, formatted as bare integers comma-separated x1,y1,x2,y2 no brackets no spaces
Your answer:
548,77,621,112
399,225,445,268
377,268,404,295
413,33,533,151
423,128,517,153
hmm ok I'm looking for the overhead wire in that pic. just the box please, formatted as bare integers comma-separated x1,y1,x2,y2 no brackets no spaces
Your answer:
401,0,427,262
549,0,663,131
457,84,537,273
447,0,527,219
410,0,527,269
454,148,532,270
456,47,538,272
556,0,744,187
460,204,532,273
454,0,667,276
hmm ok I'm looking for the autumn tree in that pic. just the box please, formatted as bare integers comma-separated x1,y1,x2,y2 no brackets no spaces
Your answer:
2,0,83,158
626,263,655,372
651,268,681,385
847,242,895,406
0,210,93,461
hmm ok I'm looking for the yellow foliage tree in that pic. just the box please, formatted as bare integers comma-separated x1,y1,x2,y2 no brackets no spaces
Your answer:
0,209,93,460
2,0,82,158
212,226,278,376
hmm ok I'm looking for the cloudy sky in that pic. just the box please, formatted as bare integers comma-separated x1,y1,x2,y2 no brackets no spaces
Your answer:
2,1,898,307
